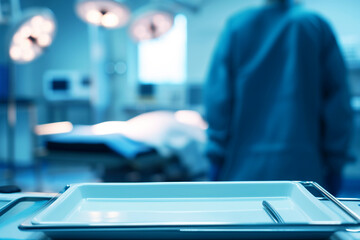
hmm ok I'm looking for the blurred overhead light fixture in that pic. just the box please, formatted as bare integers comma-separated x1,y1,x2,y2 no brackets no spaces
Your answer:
75,0,130,28
129,5,174,42
8,8,56,63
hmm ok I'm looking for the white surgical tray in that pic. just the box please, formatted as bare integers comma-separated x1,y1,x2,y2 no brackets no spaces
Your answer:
19,181,360,239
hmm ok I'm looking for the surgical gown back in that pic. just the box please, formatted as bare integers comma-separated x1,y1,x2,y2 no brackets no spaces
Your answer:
204,4,353,188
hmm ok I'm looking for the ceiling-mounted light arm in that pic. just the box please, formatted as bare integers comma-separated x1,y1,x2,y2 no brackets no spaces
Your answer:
75,0,130,28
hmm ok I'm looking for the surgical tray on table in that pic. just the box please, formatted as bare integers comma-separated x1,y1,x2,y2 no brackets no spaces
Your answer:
19,181,360,239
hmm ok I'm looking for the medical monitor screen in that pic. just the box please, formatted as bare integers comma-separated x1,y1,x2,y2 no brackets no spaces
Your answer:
52,79,69,91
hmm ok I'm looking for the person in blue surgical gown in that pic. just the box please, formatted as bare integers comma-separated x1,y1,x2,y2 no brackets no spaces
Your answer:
204,0,353,194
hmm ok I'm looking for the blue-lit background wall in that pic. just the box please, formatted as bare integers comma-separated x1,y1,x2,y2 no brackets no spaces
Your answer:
0,0,359,191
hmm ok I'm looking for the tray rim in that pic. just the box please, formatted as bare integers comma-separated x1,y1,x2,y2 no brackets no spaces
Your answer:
28,181,360,227
19,218,360,231
17,223,358,240
0,196,53,218
30,181,337,226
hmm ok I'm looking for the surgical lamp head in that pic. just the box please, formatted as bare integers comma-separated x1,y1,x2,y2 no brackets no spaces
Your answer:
128,1,175,42
75,0,130,28
8,8,56,63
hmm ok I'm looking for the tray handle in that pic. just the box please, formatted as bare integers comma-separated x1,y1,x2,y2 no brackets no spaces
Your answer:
262,200,285,224
300,181,360,223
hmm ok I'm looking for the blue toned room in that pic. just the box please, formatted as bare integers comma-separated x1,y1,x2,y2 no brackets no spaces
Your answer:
0,0,360,239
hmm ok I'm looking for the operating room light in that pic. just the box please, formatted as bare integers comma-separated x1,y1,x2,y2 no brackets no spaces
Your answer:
76,0,130,28
8,9,56,63
130,10,174,41
102,12,120,28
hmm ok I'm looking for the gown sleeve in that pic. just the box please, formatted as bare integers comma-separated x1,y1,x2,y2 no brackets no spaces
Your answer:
320,20,354,174
204,20,235,170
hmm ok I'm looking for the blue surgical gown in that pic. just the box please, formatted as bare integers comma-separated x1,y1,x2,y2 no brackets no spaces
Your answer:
204,4,353,187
